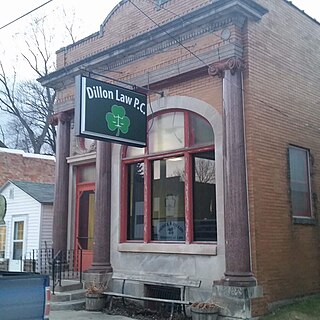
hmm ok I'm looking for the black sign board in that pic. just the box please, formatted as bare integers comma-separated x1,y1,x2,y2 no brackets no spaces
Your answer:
75,75,147,147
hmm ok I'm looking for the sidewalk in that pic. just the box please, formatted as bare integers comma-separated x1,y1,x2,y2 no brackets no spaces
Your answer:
50,310,136,320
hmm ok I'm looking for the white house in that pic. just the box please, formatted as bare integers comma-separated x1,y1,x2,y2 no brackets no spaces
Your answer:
0,180,54,271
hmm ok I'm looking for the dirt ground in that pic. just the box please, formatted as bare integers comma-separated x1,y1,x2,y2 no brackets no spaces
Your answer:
103,297,189,320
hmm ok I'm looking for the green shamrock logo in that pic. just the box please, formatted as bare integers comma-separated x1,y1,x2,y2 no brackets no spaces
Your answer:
106,105,130,136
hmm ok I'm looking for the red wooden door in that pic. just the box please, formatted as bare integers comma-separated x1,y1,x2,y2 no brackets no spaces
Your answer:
75,183,95,272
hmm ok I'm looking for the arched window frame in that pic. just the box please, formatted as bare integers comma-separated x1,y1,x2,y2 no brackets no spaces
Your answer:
120,109,216,244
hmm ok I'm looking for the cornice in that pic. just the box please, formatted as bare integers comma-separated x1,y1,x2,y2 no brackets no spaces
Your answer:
38,0,267,89
53,41,244,113
66,152,96,165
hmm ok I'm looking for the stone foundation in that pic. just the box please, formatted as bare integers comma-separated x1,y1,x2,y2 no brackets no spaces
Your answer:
83,271,113,291
0,259,8,271
212,284,263,319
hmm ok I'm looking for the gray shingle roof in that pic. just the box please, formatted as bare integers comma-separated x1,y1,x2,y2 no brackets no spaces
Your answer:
10,181,54,204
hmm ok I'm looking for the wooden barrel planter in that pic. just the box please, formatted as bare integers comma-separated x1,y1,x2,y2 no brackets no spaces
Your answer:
190,302,220,320
85,293,106,311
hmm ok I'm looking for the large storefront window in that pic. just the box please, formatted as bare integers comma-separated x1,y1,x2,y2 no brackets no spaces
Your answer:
123,110,216,243
152,157,185,241
127,163,144,240
193,152,216,241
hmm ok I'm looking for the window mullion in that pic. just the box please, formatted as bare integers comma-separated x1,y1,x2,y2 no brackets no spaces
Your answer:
120,161,128,243
144,159,151,243
185,152,193,244
185,111,190,147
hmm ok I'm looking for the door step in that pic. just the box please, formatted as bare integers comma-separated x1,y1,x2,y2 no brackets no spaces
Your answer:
50,280,86,311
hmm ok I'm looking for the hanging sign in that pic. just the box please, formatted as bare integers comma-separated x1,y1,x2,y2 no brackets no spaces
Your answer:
75,75,147,147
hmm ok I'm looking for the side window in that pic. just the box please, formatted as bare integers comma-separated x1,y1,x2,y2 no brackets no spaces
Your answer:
288,146,312,218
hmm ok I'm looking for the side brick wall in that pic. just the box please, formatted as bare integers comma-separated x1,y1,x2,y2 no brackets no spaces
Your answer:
0,149,55,186
245,0,320,315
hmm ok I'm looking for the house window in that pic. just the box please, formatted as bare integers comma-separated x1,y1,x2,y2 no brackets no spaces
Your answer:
13,221,24,260
288,146,312,217
122,110,216,243
0,225,6,259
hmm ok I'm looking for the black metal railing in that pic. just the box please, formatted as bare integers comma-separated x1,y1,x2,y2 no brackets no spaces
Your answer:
51,250,62,295
23,248,53,274
22,247,83,294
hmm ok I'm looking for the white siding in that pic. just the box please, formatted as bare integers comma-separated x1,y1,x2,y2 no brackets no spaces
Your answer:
39,204,53,250
1,183,41,260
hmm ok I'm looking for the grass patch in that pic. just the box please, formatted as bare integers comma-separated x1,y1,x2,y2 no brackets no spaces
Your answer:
261,295,320,320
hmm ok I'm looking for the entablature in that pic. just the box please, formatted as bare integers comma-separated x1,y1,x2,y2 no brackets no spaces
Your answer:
39,0,267,110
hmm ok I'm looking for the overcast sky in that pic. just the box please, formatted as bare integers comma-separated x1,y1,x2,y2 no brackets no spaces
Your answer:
0,0,318,127
0,0,319,45
0,0,318,70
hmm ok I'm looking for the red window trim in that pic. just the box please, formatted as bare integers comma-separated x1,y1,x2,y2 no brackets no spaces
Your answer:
120,110,215,244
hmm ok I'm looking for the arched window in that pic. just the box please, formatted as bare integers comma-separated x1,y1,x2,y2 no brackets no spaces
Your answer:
121,110,216,243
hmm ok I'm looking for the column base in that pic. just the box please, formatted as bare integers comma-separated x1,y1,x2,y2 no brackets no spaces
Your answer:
83,270,113,291
211,282,263,319
87,262,113,274
219,271,257,287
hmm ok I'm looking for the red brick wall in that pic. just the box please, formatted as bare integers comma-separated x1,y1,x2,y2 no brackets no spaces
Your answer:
56,0,212,69
54,0,320,316
0,149,55,186
245,0,320,313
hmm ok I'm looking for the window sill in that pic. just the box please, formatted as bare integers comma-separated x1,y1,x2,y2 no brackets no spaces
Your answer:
293,217,317,225
117,242,217,256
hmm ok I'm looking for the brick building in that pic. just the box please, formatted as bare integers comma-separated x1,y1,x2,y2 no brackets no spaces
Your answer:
0,148,55,186
39,0,320,318
0,148,55,270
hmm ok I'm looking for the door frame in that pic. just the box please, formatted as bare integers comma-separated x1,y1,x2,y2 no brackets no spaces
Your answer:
9,215,27,271
74,182,95,271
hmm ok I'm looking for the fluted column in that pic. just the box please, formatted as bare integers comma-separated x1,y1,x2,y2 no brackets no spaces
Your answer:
209,58,256,286
90,140,113,273
52,112,70,254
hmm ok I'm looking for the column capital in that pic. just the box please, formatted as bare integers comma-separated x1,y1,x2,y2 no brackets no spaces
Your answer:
208,57,245,78
50,111,72,125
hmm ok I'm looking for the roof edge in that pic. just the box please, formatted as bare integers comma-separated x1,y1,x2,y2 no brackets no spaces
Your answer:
284,0,320,26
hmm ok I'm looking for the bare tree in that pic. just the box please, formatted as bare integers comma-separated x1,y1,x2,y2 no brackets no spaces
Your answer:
0,61,56,154
0,10,77,154
172,157,215,184
194,158,215,184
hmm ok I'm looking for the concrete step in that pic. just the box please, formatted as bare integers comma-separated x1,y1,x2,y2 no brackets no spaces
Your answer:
50,298,85,311
51,279,84,292
51,289,86,302
50,279,86,311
